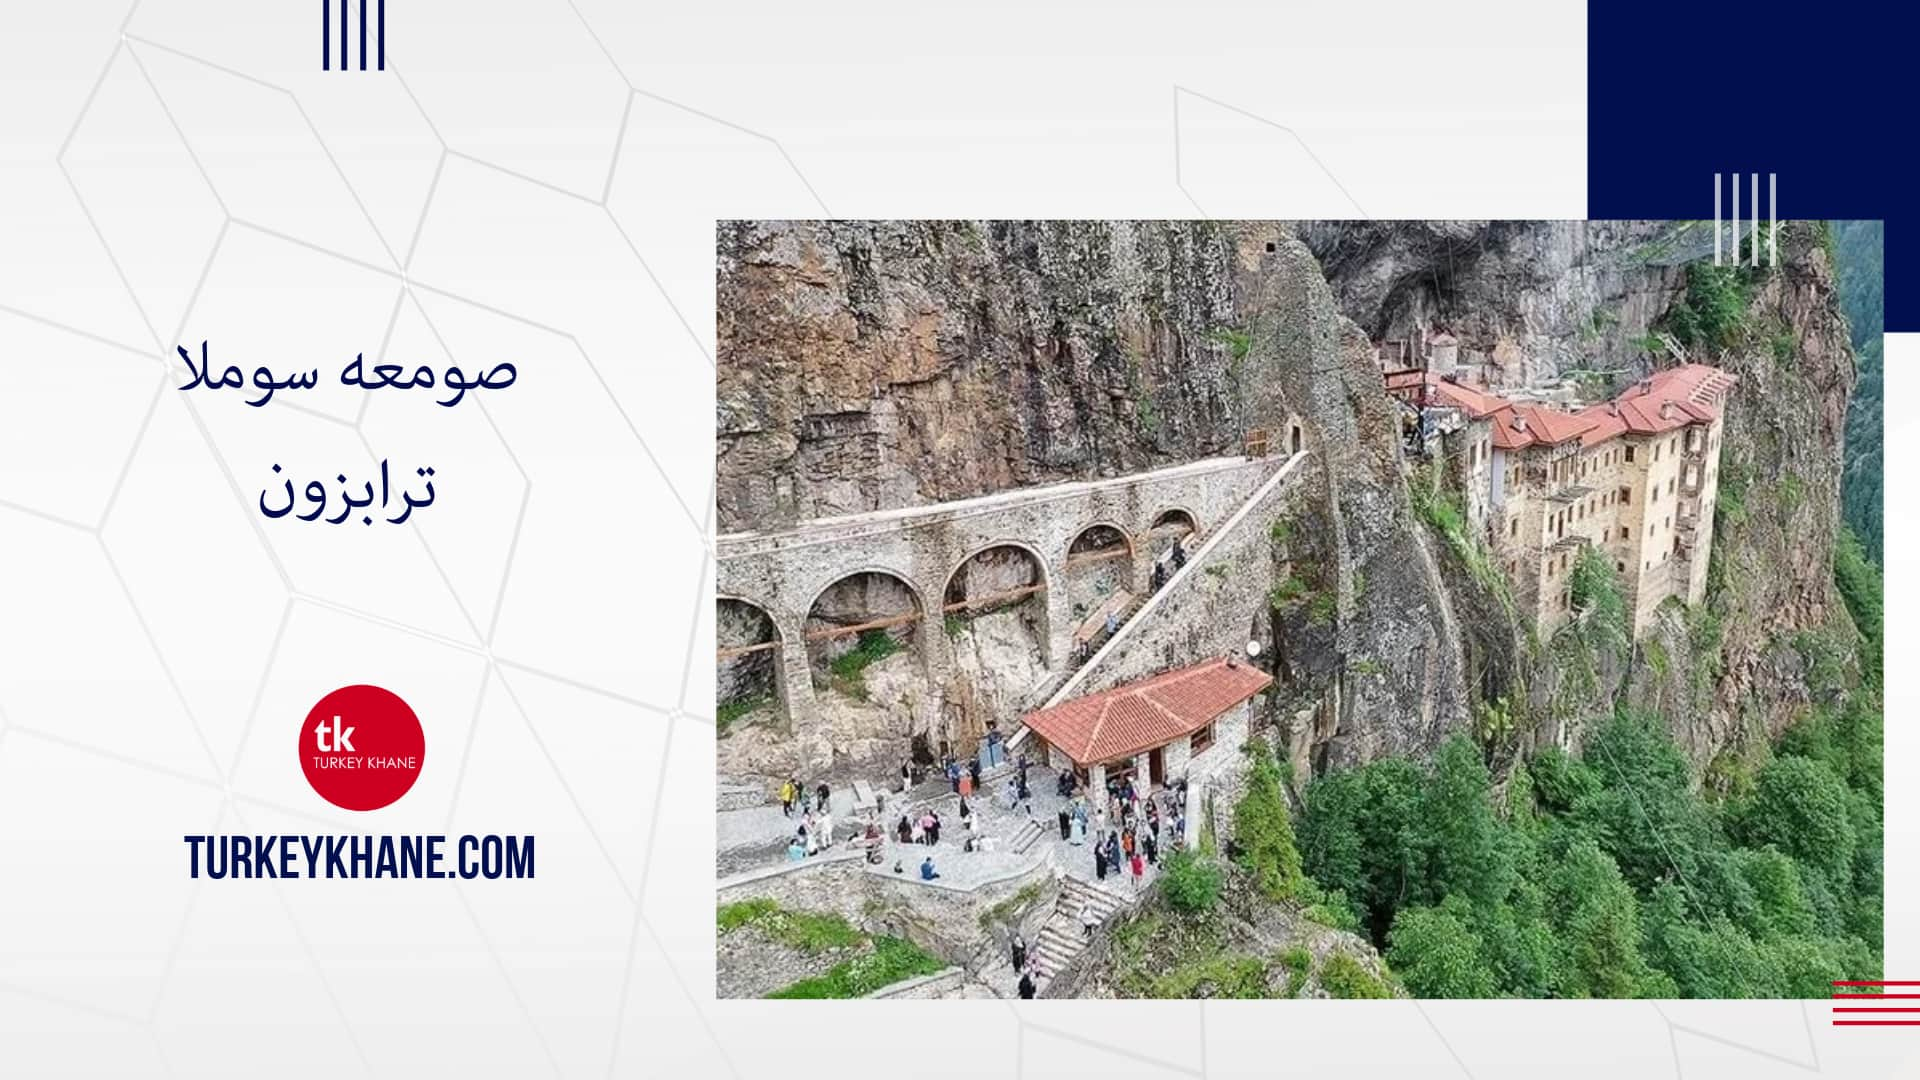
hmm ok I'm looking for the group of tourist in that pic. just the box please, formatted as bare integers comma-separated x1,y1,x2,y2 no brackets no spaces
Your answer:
777,777,831,818
1052,773,1186,889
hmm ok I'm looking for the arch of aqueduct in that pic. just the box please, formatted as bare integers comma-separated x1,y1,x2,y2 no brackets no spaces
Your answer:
717,453,1295,739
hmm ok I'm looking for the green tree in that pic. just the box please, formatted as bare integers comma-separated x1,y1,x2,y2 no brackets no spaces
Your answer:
1546,839,1656,998
1574,711,1713,891
1233,743,1304,900
1737,756,1854,883
1161,847,1223,913
1387,903,1496,998
1418,737,1511,909
1300,756,1425,937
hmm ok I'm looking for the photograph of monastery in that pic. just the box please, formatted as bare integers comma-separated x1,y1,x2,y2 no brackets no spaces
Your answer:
714,220,1884,1000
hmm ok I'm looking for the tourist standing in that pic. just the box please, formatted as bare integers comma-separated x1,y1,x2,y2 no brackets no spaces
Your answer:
817,809,833,849
1094,841,1107,880
1011,933,1026,973
779,778,796,817
1129,849,1145,889
1057,806,1071,841
1018,970,1036,999
1081,900,1100,939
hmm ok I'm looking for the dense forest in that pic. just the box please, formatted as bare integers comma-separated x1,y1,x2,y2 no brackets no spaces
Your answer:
1164,544,1884,998
1834,220,1884,563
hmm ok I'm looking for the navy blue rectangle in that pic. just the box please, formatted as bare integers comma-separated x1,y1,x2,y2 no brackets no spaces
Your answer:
1588,0,1907,327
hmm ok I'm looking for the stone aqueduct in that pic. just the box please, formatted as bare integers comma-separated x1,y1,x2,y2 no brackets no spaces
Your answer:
716,454,1291,742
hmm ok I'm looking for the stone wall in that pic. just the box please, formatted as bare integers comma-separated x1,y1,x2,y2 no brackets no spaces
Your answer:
1063,455,1303,700
715,851,1055,974
716,455,1282,782
864,967,966,999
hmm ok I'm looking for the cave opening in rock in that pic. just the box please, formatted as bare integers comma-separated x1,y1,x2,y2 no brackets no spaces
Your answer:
716,597,780,726
804,570,923,697
942,544,1049,752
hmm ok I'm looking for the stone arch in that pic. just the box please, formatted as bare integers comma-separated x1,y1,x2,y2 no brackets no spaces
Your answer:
716,596,783,726
803,568,925,694
1063,522,1136,623
1147,507,1200,567
940,542,1050,756
942,541,1049,620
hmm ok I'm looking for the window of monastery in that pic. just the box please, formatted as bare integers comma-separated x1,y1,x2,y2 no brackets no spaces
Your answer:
1619,485,1630,504
1626,445,1635,463
1616,560,1626,573
1619,526,1629,540
1192,722,1215,755
1668,477,1676,495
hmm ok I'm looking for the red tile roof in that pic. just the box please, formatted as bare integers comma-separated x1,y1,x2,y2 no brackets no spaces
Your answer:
1610,364,1737,435
1389,364,1734,452
1427,377,1510,419
1486,402,1594,450
1021,656,1273,766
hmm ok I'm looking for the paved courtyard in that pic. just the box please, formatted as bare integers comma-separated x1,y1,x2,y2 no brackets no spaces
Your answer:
719,762,1177,902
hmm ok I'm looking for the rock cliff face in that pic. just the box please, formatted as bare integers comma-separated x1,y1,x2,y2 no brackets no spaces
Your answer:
717,221,1247,531
717,220,1858,776
1298,220,1858,766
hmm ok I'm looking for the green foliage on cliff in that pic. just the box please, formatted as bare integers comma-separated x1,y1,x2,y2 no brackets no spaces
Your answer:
1298,695,1883,998
1409,464,1510,609
1832,220,1883,563
1161,848,1224,913
827,629,903,699
766,936,946,999
1664,262,1758,351
1232,742,1305,901
1833,526,1882,686
716,693,773,735
1319,951,1393,999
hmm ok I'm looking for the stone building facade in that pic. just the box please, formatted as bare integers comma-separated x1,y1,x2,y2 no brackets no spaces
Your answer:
1407,364,1735,636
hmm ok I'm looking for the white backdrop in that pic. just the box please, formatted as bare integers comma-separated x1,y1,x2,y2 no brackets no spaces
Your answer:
0,1,1908,1077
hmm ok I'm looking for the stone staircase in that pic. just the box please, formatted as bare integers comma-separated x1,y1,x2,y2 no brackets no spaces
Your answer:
1031,876,1128,990
1010,816,1048,854
1009,451,1307,759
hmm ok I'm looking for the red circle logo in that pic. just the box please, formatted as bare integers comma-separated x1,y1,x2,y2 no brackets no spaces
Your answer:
299,685,425,811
